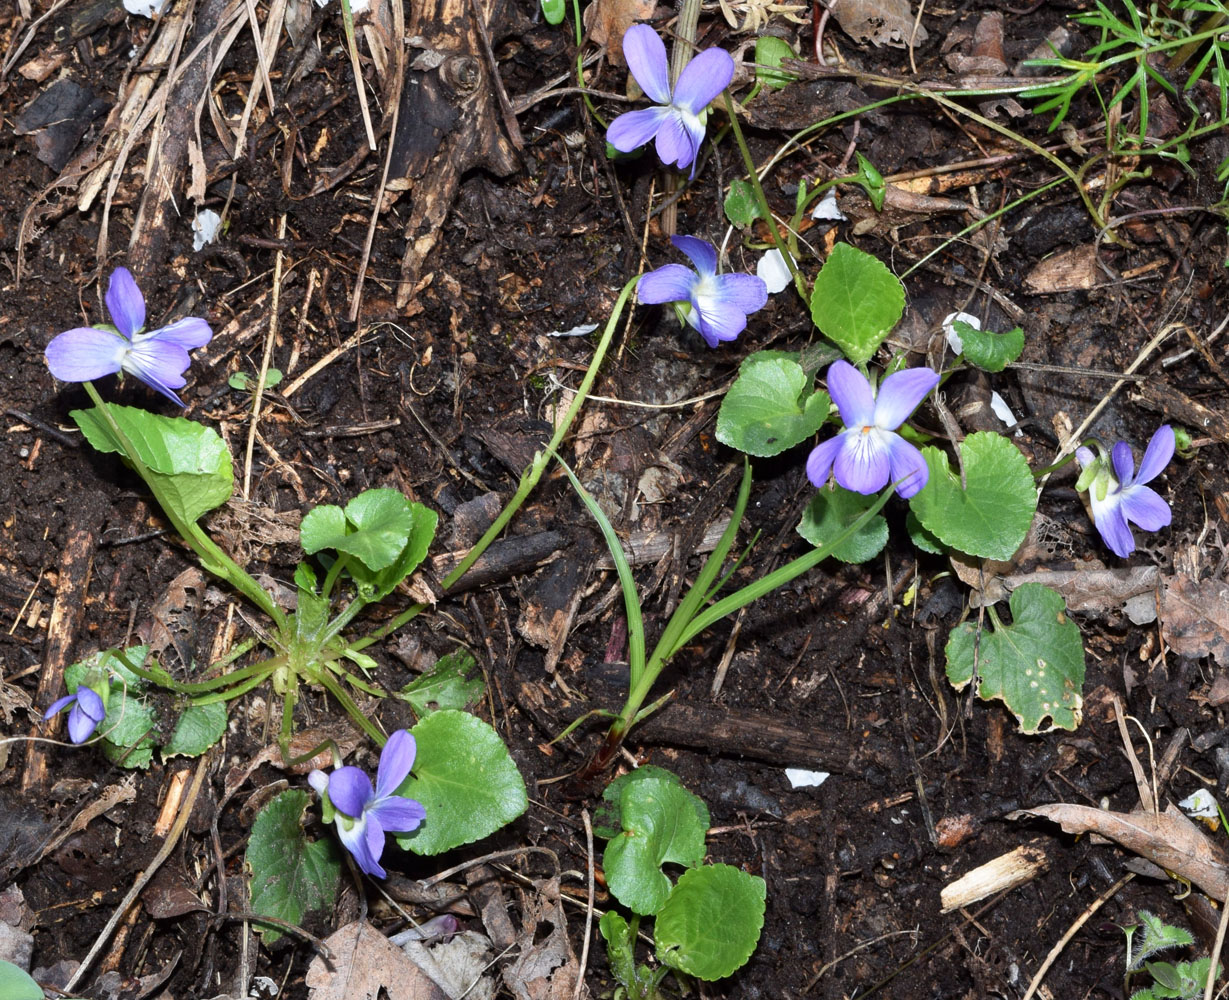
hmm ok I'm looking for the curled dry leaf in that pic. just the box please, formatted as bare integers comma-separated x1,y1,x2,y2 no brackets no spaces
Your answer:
1008,803,1229,901
1161,574,1229,667
832,0,929,48
583,0,655,66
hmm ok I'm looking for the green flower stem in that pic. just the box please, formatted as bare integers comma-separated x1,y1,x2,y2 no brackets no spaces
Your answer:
723,90,807,301
81,382,285,628
120,648,275,695
188,669,278,706
315,668,385,747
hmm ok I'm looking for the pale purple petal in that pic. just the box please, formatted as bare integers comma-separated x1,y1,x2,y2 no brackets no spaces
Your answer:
1096,505,1136,558
45,327,128,381
825,361,875,428
45,693,77,719
621,24,671,104
692,296,747,347
75,686,105,722
365,812,387,868
637,263,697,304
607,106,671,153
1111,441,1136,487
1120,485,1171,532
67,702,100,743
671,236,718,277
653,110,700,171
712,272,768,314
1135,425,1175,485
1075,446,1096,469
146,317,212,350
375,730,416,798
106,267,146,338
122,339,191,405
872,367,940,430
370,795,426,834
337,816,385,878
672,47,734,114
307,769,329,797
833,428,890,494
806,436,843,488
329,766,374,817
884,434,929,499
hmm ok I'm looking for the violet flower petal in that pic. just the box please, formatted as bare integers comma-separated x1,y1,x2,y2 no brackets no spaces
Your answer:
329,766,374,817
607,106,672,153
1135,425,1175,485
637,263,696,304
825,361,875,428
1098,505,1136,558
375,730,416,798
45,327,128,381
106,267,146,338
1111,440,1136,487
75,686,105,723
833,427,891,494
884,434,929,499
653,111,699,171
712,272,768,314
337,817,385,878
872,367,940,430
671,235,718,276
370,796,427,833
364,813,387,866
45,693,77,719
805,436,843,489
672,47,734,114
121,339,192,406
67,703,99,744
1120,485,1172,532
621,24,671,105
146,317,213,350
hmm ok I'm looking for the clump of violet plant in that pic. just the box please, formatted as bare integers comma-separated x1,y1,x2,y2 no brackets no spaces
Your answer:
45,267,212,406
638,235,767,347
606,23,734,175
806,360,940,499
1076,425,1174,558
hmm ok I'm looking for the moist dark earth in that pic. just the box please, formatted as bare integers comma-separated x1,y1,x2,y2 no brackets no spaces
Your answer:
3,1,1229,998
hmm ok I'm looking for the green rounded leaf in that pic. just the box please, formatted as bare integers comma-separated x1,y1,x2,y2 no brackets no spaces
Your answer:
347,501,438,601
945,583,1086,733
655,865,766,980
724,178,757,229
99,688,156,769
541,0,565,24
300,488,416,571
71,404,234,522
905,510,944,554
797,487,888,563
603,776,710,915
398,649,485,718
809,243,904,363
908,432,1038,560
755,36,797,90
0,960,42,1000
715,355,830,457
954,320,1025,373
394,710,527,855
247,789,341,943
593,764,689,840
163,701,227,758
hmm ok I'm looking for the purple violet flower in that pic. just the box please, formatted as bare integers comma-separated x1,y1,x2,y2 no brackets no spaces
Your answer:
806,360,940,499
1075,425,1174,558
638,235,767,348
308,730,426,879
45,687,106,744
45,267,213,407
607,24,734,175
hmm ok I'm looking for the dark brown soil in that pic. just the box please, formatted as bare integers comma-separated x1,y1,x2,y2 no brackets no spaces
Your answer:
3,2,1229,999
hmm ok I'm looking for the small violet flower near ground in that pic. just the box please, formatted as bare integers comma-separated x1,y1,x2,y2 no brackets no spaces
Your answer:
45,267,212,407
308,729,426,879
638,235,767,348
45,687,106,744
607,24,734,175
1076,425,1174,558
806,360,941,499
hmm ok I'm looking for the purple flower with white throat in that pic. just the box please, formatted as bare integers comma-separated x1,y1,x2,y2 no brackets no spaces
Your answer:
308,730,426,879
45,267,212,407
806,360,940,499
1075,425,1174,558
45,686,106,744
607,24,734,175
638,235,767,348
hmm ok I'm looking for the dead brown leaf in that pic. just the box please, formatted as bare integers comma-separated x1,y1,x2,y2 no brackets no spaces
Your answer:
832,0,929,48
1160,574,1229,666
583,0,655,66
1008,803,1229,900
306,920,449,1000
1024,245,1098,293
